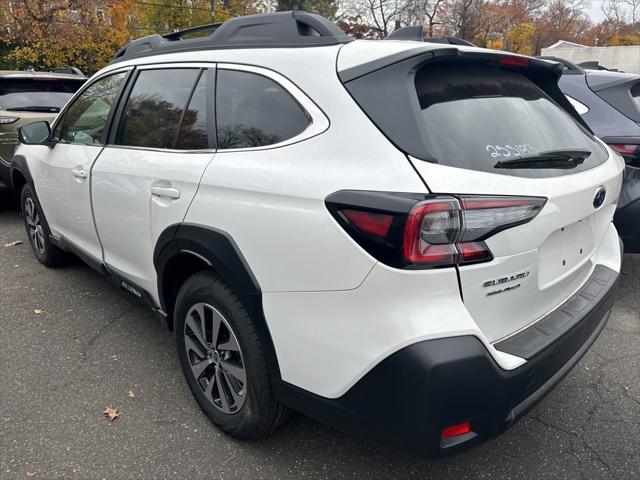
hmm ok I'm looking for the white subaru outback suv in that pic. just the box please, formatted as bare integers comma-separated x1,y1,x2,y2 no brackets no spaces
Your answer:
10,12,625,455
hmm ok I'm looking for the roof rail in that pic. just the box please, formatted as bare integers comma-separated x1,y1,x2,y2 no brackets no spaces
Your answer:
384,26,476,47
111,11,352,64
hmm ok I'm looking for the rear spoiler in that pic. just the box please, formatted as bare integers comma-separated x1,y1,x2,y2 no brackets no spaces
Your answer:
536,56,585,75
384,26,476,47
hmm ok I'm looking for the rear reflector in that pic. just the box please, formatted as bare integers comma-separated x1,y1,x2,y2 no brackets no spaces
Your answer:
441,422,472,439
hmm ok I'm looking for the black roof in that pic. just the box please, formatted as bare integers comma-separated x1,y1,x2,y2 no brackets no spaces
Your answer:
111,11,352,64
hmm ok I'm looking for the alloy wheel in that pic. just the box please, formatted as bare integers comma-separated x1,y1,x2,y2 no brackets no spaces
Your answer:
184,303,247,414
24,196,45,256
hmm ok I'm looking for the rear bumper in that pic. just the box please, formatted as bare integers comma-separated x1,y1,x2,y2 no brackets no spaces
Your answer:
274,263,620,456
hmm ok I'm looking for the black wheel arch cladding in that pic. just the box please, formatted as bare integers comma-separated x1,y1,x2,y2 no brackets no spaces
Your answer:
154,223,281,379
10,155,33,198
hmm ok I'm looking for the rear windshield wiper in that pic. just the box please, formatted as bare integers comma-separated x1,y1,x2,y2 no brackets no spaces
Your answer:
4,106,60,113
494,149,591,169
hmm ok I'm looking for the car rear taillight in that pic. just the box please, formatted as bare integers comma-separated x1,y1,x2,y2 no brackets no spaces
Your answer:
340,209,393,238
609,144,640,167
403,196,545,266
326,191,546,269
403,198,460,266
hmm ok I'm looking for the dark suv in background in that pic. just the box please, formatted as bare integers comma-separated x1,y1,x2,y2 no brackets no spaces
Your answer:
542,56,640,252
0,69,86,190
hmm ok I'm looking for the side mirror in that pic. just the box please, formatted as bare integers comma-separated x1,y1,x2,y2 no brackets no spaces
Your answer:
18,121,53,146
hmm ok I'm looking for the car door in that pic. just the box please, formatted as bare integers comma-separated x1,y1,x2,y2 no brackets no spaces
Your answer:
36,70,130,260
91,65,216,301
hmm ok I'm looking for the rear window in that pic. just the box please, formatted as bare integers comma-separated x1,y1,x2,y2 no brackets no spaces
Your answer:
0,78,85,111
414,66,607,177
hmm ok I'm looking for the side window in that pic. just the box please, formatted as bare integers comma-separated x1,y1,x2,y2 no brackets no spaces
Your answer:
115,68,201,149
58,72,127,145
216,69,310,149
176,71,209,150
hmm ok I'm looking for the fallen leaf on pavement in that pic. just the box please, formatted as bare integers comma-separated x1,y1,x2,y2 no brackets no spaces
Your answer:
128,390,135,398
103,405,120,421
3,240,22,247
33,309,44,315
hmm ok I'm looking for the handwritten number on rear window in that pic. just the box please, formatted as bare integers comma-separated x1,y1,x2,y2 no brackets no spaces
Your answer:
486,144,539,159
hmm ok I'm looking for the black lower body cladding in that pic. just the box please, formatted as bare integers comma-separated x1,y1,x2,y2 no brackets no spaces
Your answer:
274,263,620,456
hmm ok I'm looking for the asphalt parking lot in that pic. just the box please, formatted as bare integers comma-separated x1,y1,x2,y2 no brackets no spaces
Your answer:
0,188,639,480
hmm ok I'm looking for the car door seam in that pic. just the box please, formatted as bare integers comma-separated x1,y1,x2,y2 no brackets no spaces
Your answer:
89,145,108,266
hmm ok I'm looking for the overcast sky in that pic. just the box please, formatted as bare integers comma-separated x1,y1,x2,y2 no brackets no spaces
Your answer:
588,0,606,22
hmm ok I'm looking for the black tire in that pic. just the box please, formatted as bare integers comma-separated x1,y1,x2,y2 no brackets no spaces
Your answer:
20,184,66,267
175,270,289,439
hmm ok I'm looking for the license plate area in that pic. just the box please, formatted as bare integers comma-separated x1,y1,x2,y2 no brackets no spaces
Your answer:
538,216,598,288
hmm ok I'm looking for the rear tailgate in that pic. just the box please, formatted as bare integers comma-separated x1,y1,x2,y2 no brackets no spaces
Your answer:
339,43,624,343
409,156,622,342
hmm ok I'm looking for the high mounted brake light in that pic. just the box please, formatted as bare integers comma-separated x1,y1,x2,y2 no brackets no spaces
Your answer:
326,191,546,269
499,56,530,67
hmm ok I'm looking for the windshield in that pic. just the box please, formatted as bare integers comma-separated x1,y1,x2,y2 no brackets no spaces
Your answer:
0,78,85,111
415,66,608,178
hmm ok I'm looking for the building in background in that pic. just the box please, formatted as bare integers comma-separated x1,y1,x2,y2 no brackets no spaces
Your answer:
542,42,640,74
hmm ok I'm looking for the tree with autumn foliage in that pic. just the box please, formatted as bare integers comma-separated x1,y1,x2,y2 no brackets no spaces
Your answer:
127,0,263,35
0,1,132,75
1,0,639,75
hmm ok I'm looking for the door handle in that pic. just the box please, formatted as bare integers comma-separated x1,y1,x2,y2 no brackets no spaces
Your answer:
71,167,87,179
151,185,180,199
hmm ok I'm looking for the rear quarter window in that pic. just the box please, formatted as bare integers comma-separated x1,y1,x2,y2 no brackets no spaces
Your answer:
216,69,310,149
